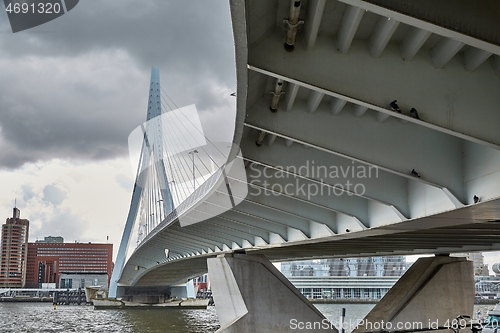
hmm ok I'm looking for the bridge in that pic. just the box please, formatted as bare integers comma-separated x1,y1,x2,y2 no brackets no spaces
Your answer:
109,1,500,332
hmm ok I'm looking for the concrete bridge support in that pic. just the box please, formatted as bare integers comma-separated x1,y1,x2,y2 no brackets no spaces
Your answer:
208,253,336,333
354,255,474,333
209,254,473,333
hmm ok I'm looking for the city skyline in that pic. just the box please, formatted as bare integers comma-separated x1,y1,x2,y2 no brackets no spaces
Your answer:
0,1,236,260
1,1,499,273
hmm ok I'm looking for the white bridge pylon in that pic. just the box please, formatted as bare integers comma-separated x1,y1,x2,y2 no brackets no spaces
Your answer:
109,67,246,298
109,67,175,298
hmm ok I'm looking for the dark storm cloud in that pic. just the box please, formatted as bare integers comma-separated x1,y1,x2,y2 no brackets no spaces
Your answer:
0,0,236,169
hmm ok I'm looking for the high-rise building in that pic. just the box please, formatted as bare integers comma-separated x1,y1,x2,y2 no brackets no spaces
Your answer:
452,252,488,276
0,207,30,288
35,236,64,243
25,241,113,288
281,256,406,277
280,256,407,299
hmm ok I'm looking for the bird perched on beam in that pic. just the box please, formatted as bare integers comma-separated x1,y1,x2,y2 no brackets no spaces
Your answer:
411,169,420,178
410,108,420,119
390,100,401,113
473,195,480,204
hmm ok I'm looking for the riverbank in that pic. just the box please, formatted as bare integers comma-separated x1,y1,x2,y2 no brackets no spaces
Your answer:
310,298,379,304
0,297,54,302
93,298,209,310
310,298,498,305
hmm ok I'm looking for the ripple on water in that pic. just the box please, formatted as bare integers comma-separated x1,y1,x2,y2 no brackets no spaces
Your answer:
0,303,220,333
0,302,492,332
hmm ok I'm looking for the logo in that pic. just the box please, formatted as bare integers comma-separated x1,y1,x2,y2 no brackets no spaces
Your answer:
3,0,79,33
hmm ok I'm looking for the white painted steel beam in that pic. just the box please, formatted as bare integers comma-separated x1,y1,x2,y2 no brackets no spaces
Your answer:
225,201,313,237
283,82,299,112
197,223,250,247
353,104,368,117
337,0,500,56
241,162,370,226
307,90,324,113
153,231,217,251
494,56,500,72
369,17,400,58
204,209,290,241
400,27,431,61
464,48,492,72
376,112,391,122
216,186,337,230
157,239,199,255
303,0,326,50
267,134,277,146
203,221,256,244
176,225,244,247
157,231,219,252
120,1,500,293
248,34,500,148
176,230,238,250
241,138,411,218
337,5,365,54
245,96,466,203
214,179,344,231
208,217,271,243
331,98,347,115
432,38,464,69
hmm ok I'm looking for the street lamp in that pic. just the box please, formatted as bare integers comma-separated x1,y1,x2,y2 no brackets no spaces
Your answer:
188,150,199,190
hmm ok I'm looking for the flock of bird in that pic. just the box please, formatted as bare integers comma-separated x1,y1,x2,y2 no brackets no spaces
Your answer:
249,92,482,205
389,101,480,205
390,100,419,119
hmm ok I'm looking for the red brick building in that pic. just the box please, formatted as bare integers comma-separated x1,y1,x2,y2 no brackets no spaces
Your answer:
0,207,29,288
26,241,113,288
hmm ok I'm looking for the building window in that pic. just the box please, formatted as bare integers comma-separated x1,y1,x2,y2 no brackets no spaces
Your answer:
61,278,72,289
313,288,322,299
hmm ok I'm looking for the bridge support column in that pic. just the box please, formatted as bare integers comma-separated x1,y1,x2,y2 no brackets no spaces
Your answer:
354,255,474,333
208,253,336,333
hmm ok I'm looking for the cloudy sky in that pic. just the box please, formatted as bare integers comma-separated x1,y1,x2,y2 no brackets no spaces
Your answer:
0,1,236,258
1,1,499,272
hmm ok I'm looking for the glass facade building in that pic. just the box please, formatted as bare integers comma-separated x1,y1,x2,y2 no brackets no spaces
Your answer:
281,256,406,299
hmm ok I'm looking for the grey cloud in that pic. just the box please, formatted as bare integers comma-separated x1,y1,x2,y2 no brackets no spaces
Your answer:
0,0,235,169
42,183,68,205
29,209,86,242
115,173,134,191
21,184,35,202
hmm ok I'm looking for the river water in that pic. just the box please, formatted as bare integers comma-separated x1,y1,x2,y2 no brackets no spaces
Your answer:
0,302,493,332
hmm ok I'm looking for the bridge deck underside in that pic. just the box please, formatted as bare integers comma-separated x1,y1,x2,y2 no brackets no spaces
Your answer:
132,198,500,287
119,0,500,288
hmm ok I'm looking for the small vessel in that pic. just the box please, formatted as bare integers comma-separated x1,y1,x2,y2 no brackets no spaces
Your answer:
482,303,500,333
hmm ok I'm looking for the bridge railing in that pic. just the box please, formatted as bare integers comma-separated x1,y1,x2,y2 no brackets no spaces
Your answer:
137,164,225,247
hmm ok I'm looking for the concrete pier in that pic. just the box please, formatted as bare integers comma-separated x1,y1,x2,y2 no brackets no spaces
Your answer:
208,253,337,333
353,255,474,333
